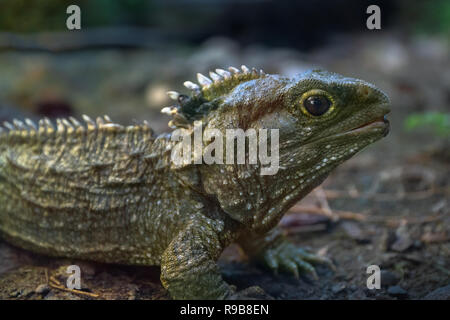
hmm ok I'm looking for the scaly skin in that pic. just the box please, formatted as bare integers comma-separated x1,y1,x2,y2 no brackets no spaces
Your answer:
0,66,390,299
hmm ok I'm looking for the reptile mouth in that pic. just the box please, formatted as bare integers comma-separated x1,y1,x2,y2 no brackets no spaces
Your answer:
347,115,390,137
303,105,390,147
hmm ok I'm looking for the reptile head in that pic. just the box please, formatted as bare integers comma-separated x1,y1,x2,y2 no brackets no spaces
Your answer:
165,67,390,232
282,69,390,145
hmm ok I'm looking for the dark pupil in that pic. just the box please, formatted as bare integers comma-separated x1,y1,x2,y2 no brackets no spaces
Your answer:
304,95,331,116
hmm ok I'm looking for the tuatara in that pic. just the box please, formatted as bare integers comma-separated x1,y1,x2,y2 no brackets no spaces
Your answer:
0,66,390,299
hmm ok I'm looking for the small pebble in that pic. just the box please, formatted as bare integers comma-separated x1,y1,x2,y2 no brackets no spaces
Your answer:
35,284,50,295
387,285,408,298
341,221,370,243
9,289,21,298
381,270,401,287
423,285,450,300
331,282,346,294
391,223,413,252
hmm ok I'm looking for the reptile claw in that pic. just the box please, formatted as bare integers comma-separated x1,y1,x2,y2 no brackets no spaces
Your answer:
258,242,334,281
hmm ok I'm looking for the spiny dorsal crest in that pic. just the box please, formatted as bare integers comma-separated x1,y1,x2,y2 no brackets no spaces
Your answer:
162,65,266,128
1,115,153,140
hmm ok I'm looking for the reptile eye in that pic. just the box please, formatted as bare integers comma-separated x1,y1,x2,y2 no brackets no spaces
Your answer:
303,95,331,116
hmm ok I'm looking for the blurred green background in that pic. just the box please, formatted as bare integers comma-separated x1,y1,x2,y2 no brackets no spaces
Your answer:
0,0,448,40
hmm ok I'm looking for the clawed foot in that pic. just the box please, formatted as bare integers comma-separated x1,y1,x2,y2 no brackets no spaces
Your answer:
257,241,335,280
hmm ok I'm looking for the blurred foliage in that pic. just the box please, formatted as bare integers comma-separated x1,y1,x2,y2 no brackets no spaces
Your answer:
411,0,450,35
404,112,450,137
0,0,73,32
0,0,447,50
0,0,154,32
0,0,447,35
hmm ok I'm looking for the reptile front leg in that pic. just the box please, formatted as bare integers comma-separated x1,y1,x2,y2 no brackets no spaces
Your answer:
160,219,231,299
238,227,335,280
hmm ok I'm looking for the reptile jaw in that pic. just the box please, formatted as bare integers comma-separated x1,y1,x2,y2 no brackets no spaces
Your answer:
346,102,391,137
348,115,389,136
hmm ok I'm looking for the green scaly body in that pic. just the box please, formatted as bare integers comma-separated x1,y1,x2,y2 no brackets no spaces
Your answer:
0,66,390,299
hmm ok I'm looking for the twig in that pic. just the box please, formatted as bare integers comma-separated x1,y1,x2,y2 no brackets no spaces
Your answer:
48,275,100,298
288,205,368,221
382,214,448,228
289,203,447,228
283,224,328,235
314,186,338,221
323,187,450,201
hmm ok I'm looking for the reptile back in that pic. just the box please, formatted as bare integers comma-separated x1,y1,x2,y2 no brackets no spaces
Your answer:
0,116,182,264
